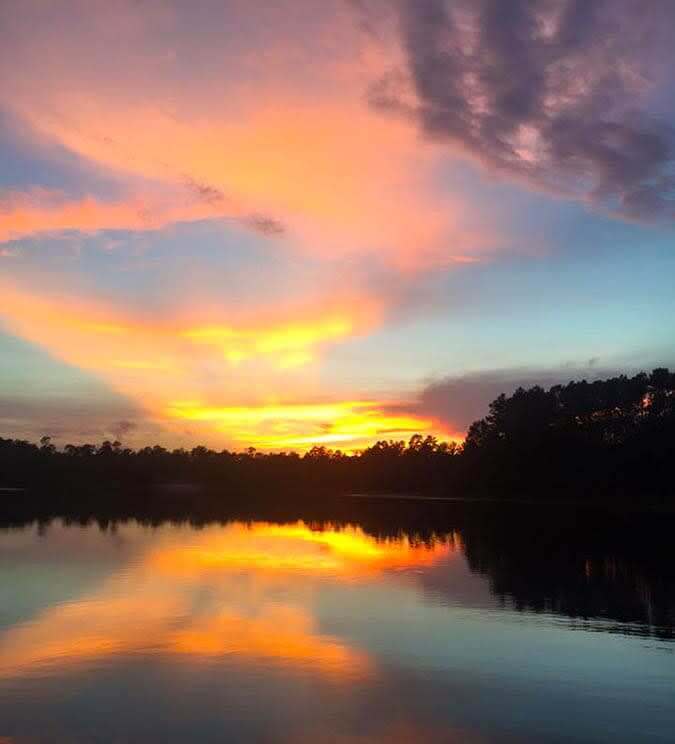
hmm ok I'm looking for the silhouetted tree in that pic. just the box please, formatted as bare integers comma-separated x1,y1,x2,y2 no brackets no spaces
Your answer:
1,369,673,502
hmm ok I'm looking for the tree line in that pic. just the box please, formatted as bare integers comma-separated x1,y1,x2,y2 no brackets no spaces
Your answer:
1,368,673,502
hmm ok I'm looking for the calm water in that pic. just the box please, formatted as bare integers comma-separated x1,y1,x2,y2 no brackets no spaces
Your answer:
1,506,674,743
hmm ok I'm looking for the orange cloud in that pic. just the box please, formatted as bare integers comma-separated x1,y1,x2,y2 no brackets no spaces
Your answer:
0,282,375,368
0,105,490,270
0,279,462,448
0,188,265,245
1,282,443,448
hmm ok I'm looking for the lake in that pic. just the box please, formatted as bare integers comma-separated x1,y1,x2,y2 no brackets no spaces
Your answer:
0,502,674,743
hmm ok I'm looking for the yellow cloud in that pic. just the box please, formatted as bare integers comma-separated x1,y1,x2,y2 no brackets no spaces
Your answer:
182,316,355,368
166,400,454,450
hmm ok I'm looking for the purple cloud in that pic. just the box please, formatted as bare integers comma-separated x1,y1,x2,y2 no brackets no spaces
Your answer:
410,364,622,432
369,0,675,220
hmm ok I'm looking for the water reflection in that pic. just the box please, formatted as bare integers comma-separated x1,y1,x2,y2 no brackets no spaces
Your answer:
0,522,458,684
0,506,674,743
150,521,457,576
453,506,675,638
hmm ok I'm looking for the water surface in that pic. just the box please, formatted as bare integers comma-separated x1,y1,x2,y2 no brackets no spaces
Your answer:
1,507,674,743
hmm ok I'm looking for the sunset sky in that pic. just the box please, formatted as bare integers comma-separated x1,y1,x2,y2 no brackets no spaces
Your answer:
1,0,674,450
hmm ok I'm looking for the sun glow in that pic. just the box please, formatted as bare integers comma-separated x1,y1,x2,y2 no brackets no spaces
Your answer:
0,0,510,452
0,283,449,450
166,400,453,450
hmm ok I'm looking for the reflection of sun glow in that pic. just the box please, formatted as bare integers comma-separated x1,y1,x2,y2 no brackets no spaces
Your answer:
170,607,365,670
0,594,366,679
0,522,454,682
151,521,456,577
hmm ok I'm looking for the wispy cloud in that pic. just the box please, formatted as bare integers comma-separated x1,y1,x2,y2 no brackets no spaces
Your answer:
0,187,285,244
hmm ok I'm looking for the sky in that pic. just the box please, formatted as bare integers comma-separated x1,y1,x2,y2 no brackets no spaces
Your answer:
1,0,674,451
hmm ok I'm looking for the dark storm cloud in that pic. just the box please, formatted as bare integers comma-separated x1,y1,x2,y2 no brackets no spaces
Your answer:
369,0,675,220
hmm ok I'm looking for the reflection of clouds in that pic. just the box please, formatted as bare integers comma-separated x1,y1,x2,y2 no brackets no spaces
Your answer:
0,522,452,682
0,591,184,679
0,570,366,680
150,521,457,577
170,605,366,673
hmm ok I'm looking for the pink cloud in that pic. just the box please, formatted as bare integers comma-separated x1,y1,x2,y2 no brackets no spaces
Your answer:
0,0,495,270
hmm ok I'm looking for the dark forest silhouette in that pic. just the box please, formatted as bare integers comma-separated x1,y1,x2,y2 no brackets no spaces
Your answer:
1,368,674,502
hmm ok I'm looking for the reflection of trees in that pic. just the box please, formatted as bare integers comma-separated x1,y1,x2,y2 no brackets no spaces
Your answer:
2,499,674,641
454,505,675,639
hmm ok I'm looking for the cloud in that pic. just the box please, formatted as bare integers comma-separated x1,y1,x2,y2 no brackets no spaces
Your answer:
0,279,464,450
0,188,285,244
0,281,407,448
369,0,675,220
6,1,666,451
0,0,494,269
0,394,149,445
167,399,452,450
